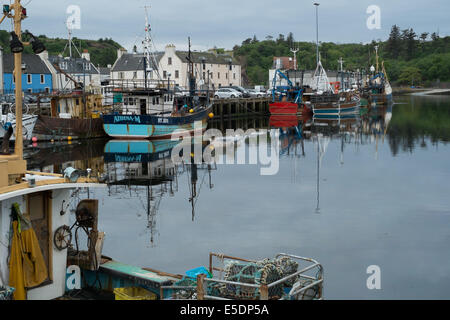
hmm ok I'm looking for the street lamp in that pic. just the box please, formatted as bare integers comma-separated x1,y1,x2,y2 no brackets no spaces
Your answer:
314,2,320,65
26,32,45,54
9,31,23,53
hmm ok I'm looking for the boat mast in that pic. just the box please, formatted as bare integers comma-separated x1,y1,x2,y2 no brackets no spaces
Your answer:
187,37,196,98
143,6,152,89
375,45,379,73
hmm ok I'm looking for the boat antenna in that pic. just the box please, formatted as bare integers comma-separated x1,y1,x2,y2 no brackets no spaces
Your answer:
290,47,299,70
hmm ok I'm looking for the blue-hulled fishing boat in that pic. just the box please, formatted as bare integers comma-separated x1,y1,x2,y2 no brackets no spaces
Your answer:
102,34,212,140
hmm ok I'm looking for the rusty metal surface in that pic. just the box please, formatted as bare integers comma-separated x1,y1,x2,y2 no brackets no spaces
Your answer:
33,115,106,141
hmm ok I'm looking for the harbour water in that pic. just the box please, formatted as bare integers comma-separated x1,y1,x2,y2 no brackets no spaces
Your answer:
27,94,450,299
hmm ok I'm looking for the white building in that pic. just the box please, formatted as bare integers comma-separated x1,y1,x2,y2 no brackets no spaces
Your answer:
39,50,101,92
110,49,163,86
110,45,242,90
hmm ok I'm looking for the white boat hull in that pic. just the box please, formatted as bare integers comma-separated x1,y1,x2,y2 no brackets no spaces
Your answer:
0,114,38,141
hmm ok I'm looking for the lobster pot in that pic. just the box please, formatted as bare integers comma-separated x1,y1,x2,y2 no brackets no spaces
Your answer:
0,286,15,300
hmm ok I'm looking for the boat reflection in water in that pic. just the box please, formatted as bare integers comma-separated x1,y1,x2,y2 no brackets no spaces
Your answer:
103,138,216,244
270,101,393,212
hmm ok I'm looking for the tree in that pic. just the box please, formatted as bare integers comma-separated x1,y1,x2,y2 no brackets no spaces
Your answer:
401,28,417,60
431,32,439,41
265,35,273,41
242,38,252,45
420,32,429,42
276,34,285,44
386,25,401,59
286,32,295,47
398,66,422,86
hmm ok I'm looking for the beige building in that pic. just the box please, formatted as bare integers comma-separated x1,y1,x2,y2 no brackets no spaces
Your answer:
110,45,242,90
159,45,241,89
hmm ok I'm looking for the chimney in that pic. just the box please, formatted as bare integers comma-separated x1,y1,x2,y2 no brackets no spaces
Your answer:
165,44,176,55
81,49,90,61
117,48,127,59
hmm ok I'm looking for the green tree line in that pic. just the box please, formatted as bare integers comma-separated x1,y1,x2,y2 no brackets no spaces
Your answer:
233,27,450,86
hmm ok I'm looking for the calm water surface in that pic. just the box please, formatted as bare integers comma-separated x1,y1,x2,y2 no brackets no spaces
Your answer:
28,95,450,299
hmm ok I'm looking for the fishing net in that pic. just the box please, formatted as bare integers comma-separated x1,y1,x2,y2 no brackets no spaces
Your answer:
208,257,299,300
167,277,198,300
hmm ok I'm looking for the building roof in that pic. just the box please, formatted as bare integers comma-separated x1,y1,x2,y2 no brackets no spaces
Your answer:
111,53,163,72
99,67,111,75
48,55,99,74
3,53,52,74
175,51,239,65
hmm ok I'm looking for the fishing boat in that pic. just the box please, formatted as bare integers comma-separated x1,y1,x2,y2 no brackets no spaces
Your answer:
0,104,38,142
362,46,393,106
308,61,360,117
269,69,311,116
102,13,212,140
0,2,104,300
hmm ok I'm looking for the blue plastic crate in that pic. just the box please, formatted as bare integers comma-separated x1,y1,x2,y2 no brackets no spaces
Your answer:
185,266,212,279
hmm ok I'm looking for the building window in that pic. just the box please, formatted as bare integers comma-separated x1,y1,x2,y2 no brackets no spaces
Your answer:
226,73,228,80
218,73,220,79
168,57,172,65
27,89,32,93
60,62,68,70
133,72,137,79
40,74,45,84
203,72,205,80
175,70,179,79
119,72,124,79
233,73,236,80
27,74,32,84
76,99,80,105
203,63,206,70
45,87,50,93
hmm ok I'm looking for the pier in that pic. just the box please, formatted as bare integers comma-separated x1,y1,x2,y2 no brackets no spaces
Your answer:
211,97,270,118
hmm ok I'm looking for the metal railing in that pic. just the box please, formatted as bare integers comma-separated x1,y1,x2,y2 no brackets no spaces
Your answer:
160,252,323,300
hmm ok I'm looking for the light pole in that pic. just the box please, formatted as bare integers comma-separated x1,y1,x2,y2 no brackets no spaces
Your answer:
314,2,320,66
167,72,171,91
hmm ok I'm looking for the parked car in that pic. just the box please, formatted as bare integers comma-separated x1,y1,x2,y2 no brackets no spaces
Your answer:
248,89,264,98
213,88,243,99
228,86,251,98
174,86,189,97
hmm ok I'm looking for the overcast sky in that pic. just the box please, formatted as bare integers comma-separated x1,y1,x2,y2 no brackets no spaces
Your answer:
14,0,450,52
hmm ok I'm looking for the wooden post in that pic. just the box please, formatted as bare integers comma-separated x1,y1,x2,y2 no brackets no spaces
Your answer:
260,284,269,300
196,274,206,300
